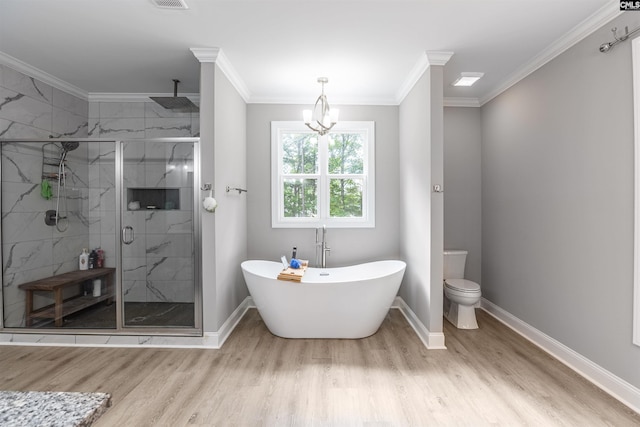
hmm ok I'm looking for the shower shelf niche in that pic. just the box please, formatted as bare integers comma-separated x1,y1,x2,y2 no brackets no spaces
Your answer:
126,188,180,210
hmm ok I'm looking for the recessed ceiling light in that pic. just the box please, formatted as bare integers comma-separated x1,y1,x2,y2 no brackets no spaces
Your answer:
452,72,484,87
152,0,188,9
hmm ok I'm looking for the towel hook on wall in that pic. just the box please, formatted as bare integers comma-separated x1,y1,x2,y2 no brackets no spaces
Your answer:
226,186,247,194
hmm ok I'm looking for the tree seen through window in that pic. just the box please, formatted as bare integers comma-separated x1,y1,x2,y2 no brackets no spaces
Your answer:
272,121,374,228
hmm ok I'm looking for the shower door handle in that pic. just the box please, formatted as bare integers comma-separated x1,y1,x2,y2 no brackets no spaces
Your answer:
121,226,134,245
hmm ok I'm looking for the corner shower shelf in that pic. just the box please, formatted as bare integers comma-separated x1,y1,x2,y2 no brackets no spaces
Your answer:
41,143,66,181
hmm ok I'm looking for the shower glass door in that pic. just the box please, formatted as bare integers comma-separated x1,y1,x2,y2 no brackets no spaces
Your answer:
121,139,198,329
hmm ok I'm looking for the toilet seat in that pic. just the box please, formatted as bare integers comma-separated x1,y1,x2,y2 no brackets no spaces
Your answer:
444,279,480,293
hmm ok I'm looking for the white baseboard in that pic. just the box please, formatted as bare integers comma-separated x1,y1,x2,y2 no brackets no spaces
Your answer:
204,296,254,348
393,297,446,349
481,298,640,414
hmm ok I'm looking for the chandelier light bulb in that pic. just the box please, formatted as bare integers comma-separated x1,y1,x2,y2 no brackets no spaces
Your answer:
330,108,339,123
322,112,331,128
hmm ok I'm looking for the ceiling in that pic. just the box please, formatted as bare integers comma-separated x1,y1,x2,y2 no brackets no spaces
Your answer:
0,0,620,106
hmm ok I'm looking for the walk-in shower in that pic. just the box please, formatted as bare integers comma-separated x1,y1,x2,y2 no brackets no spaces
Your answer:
1,138,201,334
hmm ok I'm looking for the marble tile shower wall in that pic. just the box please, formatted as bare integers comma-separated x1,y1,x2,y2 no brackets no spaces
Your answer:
0,64,89,327
89,102,198,304
0,65,89,140
87,101,199,140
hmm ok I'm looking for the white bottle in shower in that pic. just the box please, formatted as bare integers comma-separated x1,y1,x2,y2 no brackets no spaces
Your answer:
92,279,101,297
79,248,89,271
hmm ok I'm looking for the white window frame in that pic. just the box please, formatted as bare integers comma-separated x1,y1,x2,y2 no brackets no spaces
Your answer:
271,121,375,228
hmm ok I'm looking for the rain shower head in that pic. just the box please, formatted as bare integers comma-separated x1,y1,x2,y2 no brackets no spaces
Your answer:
150,79,199,113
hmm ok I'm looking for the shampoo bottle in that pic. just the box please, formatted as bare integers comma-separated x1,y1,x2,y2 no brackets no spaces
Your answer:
88,249,97,269
79,248,89,270
96,248,104,268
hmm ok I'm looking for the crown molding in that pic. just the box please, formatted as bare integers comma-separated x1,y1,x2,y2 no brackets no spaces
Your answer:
87,93,200,103
191,47,251,103
190,47,220,63
395,51,455,104
0,51,88,100
88,92,472,107
444,97,480,108
425,51,454,67
249,95,398,106
394,53,430,104
479,2,623,106
215,49,251,103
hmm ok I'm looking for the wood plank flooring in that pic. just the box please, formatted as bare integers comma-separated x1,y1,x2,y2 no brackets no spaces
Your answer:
0,309,637,426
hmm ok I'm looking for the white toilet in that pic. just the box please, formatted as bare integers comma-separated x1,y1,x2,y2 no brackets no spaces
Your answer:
443,249,481,329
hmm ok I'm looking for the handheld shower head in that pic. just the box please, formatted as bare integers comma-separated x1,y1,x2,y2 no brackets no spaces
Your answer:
59,141,79,162
53,141,80,233
61,141,79,152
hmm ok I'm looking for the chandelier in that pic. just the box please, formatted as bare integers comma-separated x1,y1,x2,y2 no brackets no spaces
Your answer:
303,77,339,136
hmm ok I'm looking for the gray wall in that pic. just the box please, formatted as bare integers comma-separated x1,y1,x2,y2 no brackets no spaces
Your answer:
213,65,248,329
246,104,400,266
482,12,640,388
197,61,249,332
428,64,445,333
398,71,436,332
397,63,447,340
397,62,449,342
444,107,482,283
198,61,216,332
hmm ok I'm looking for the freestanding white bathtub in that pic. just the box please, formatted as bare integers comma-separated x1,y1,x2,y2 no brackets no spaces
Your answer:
240,260,406,339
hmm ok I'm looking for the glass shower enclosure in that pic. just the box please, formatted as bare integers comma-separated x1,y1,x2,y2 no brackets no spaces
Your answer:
0,138,201,333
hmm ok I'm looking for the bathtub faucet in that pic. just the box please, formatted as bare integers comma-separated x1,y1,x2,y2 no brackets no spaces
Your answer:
316,225,330,268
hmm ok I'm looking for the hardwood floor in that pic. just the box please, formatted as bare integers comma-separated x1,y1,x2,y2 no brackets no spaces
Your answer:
0,309,637,426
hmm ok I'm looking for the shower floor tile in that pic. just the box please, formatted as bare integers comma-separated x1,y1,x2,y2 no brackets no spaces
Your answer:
28,302,194,329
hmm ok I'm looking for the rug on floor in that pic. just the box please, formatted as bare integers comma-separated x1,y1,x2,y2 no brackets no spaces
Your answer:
0,391,111,427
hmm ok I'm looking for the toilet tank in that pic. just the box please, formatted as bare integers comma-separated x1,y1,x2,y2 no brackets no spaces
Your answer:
443,250,468,280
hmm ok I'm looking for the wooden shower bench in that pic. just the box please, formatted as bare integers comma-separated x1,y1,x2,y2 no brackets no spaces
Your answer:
19,268,116,327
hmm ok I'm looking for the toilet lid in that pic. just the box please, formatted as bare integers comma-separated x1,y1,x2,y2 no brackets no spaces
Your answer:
444,279,480,293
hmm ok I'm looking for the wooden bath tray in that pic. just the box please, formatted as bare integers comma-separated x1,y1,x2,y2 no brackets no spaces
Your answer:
277,260,309,282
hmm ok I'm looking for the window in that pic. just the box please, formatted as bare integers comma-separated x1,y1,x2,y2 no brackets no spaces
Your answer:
271,121,375,228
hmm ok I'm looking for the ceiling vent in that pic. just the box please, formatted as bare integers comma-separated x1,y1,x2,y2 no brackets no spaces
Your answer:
152,0,188,9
